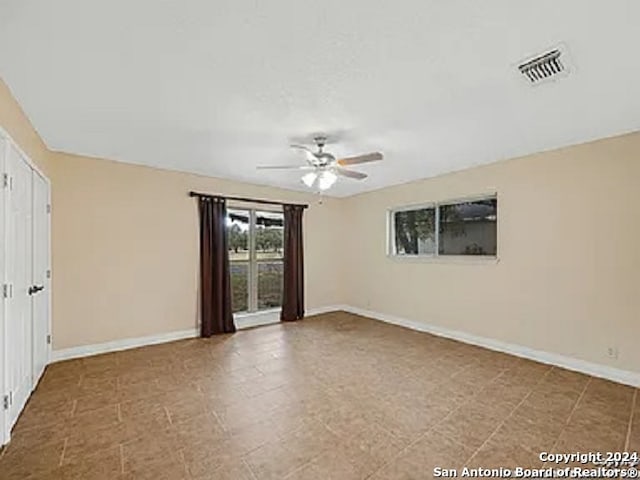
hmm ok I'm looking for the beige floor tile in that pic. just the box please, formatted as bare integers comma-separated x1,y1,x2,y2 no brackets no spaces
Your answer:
121,459,189,480
0,439,65,479
538,367,590,393
118,396,167,421
434,402,504,450
171,411,227,447
13,397,74,431
475,377,531,410
191,457,255,480
369,455,435,480
67,404,120,432
74,391,119,415
244,439,313,480
122,433,185,479
42,359,85,379
492,408,564,453
578,380,634,423
63,421,126,463
116,377,163,400
518,387,580,422
466,435,541,470
38,372,82,392
7,419,69,449
181,438,245,478
371,430,473,480
628,414,640,450
164,394,210,424
31,445,122,480
77,376,118,397
340,423,408,477
286,448,361,480
555,412,627,452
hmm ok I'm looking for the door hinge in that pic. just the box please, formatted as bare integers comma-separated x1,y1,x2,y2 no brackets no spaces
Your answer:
46,269,51,279
2,395,8,410
46,204,51,214
2,283,12,299
2,173,10,189
47,334,51,345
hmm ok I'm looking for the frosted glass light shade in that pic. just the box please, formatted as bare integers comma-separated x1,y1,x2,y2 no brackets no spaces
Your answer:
317,171,337,190
301,172,317,188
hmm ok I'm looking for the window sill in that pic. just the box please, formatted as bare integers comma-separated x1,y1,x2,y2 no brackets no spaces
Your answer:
234,308,281,319
387,254,500,265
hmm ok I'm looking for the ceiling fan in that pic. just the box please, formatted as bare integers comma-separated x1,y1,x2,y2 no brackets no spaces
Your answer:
257,136,383,191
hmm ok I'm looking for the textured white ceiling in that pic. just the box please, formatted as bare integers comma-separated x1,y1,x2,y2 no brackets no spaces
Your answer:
1,1,639,196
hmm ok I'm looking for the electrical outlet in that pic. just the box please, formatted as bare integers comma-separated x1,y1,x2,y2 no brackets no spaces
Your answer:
607,346,619,360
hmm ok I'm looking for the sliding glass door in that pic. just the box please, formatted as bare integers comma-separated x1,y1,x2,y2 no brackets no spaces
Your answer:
227,208,284,313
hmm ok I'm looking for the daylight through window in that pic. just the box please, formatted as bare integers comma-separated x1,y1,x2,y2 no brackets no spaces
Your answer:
227,209,284,313
390,196,497,257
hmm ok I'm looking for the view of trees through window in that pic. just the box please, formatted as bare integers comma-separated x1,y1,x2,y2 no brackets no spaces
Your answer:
392,197,497,257
394,208,436,255
439,199,497,255
227,209,284,313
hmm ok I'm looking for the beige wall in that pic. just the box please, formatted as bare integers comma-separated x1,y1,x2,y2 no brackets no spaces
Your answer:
49,152,345,349
341,132,640,373
0,79,50,176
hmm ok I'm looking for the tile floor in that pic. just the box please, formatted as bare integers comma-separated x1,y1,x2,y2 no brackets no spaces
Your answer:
0,312,638,479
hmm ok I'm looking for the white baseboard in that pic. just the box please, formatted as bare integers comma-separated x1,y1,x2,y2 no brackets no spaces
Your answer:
51,328,200,362
341,305,640,388
305,305,351,317
51,305,344,362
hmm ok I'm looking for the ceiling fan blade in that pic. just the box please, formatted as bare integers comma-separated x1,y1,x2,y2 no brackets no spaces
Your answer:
257,165,314,170
290,144,318,164
336,168,368,180
337,152,383,166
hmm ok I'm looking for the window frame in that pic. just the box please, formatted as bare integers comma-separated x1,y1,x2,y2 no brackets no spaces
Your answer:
387,193,498,261
388,202,438,259
227,206,284,314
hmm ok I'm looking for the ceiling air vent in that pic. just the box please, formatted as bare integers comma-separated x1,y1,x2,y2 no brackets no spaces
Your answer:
518,46,570,85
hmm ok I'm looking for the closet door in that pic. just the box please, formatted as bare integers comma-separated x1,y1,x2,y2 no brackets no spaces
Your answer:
0,137,6,446
5,145,33,429
31,171,50,385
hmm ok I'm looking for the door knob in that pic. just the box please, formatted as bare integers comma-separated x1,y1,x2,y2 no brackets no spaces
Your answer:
28,285,44,295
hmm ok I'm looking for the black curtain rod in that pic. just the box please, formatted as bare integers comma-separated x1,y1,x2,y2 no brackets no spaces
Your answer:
188,191,308,209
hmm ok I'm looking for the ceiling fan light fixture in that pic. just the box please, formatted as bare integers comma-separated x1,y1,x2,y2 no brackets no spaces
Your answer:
317,170,337,190
301,171,317,188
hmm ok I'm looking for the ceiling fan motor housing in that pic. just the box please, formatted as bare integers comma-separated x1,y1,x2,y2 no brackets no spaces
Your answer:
313,136,328,149
315,152,336,166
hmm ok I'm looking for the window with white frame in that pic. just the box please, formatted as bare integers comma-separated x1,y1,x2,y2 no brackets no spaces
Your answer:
389,196,497,257
227,208,284,313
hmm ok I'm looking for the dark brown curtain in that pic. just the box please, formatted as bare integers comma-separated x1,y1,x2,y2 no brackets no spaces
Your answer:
198,196,236,336
281,204,305,321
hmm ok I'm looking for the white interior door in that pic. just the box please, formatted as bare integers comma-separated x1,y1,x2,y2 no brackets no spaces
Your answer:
31,172,50,386
5,144,33,430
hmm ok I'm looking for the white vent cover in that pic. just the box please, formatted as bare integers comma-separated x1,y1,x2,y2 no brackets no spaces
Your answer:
518,45,571,85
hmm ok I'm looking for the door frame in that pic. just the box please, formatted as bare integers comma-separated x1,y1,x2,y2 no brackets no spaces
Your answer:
0,132,6,447
0,126,51,446
32,168,52,384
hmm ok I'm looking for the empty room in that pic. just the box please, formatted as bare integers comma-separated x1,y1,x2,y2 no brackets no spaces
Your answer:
0,1,639,479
